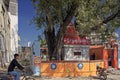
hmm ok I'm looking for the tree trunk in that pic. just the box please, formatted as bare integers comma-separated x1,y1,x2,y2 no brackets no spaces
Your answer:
45,28,55,60
44,1,79,60
52,2,79,60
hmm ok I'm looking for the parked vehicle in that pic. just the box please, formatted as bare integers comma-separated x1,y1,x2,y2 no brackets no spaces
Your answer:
96,65,107,80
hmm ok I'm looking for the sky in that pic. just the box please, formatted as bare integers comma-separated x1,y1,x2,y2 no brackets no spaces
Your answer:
18,0,74,47
18,0,41,46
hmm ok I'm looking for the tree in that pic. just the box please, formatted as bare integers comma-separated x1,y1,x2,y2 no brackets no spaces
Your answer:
32,0,120,60
32,0,79,60
75,0,120,41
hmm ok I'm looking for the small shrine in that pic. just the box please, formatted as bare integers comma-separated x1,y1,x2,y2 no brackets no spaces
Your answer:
63,23,91,61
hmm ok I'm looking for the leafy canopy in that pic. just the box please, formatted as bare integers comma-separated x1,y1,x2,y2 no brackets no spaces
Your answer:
76,0,120,36
32,0,120,41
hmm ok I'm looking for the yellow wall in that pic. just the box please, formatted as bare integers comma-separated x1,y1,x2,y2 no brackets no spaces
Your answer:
40,60,104,77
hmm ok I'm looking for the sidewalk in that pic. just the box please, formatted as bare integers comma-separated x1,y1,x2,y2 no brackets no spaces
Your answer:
0,68,8,80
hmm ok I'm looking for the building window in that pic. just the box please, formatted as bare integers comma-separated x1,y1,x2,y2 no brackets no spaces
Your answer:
74,52,81,56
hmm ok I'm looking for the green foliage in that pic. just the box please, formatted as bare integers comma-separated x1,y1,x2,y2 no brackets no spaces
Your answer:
32,0,80,59
76,0,120,37
32,0,120,54
38,35,46,47
32,0,79,30
32,0,120,37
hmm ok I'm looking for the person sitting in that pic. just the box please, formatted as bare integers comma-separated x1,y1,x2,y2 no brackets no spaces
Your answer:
8,54,25,80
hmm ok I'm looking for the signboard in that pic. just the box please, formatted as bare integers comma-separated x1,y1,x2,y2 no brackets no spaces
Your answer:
34,56,41,66
78,62,83,69
51,63,57,70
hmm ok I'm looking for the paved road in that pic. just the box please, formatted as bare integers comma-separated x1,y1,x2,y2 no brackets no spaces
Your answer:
34,72,120,80
32,71,120,80
1,68,120,80
0,73,119,80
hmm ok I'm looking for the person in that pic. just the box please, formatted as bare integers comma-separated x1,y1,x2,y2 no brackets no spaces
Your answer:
90,53,95,60
108,57,112,66
92,53,95,60
8,54,25,80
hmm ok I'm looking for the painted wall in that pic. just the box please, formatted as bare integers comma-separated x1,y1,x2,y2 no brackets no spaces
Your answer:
118,43,120,68
41,60,104,77
64,45,90,61
89,46,104,60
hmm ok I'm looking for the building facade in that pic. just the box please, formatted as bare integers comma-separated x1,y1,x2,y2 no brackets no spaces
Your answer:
0,0,11,67
8,0,18,60
0,0,18,67
21,47,32,60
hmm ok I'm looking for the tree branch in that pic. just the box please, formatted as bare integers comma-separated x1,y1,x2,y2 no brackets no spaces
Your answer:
56,1,79,40
92,9,120,30
103,9,120,24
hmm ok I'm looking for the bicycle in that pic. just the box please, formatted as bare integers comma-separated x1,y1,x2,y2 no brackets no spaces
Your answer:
21,66,35,80
96,66,107,80
21,71,35,80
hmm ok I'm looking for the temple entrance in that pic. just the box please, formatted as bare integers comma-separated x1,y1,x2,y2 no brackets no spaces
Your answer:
108,49,114,67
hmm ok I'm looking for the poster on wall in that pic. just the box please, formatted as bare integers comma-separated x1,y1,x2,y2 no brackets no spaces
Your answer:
34,56,41,66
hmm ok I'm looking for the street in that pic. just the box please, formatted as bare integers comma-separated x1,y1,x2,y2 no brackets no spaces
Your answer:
1,67,120,80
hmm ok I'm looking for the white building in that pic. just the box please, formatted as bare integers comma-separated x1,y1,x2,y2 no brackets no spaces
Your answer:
8,0,18,60
0,0,11,67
